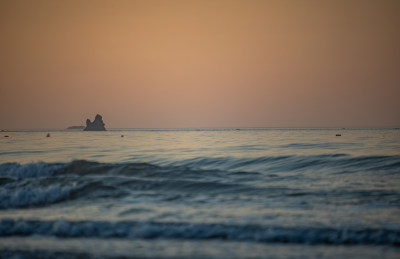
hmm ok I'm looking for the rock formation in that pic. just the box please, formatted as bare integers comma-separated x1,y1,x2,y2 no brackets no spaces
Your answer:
84,114,106,131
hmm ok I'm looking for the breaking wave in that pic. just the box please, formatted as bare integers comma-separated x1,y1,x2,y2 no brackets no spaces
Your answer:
1,154,399,179
0,155,399,209
0,185,76,209
0,162,63,178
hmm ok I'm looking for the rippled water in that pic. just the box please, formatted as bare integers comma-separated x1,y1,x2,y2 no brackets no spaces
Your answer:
0,128,399,258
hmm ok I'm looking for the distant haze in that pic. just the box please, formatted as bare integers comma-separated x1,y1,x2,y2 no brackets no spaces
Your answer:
1,0,399,129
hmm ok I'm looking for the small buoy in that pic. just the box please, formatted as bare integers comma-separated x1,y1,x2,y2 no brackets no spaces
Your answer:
4,135,9,138
46,133,50,137
336,134,341,136
121,135,124,138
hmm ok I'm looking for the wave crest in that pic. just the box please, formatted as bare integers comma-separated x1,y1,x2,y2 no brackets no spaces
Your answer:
0,162,63,178
0,185,76,209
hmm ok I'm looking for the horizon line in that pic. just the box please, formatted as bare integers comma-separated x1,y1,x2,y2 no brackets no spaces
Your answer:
2,126,399,131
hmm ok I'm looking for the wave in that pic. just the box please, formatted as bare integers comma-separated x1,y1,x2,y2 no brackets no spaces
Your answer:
1,154,399,179
1,180,398,210
169,154,400,174
0,185,76,209
0,219,398,245
0,176,258,209
0,162,63,178
0,155,399,209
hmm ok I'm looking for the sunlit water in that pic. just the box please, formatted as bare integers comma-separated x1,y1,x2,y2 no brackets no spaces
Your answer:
0,128,399,258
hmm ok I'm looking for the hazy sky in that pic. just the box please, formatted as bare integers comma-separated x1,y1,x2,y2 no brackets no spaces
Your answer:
1,0,399,129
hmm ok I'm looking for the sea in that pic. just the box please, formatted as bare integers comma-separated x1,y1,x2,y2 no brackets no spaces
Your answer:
0,128,399,258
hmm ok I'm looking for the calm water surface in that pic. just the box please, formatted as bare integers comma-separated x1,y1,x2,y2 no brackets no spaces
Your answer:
0,128,399,258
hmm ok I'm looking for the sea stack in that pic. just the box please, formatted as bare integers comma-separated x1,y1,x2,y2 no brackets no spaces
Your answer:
84,114,106,131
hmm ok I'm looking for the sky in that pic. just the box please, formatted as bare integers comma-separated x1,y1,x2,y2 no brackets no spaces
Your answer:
0,0,399,129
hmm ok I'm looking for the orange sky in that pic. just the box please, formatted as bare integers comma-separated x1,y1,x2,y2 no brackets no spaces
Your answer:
1,0,399,129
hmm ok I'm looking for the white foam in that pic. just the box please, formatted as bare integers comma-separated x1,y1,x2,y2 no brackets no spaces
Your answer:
0,185,75,209
0,162,62,178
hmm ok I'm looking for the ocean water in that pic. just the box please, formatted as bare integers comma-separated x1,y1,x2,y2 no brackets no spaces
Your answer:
0,128,399,258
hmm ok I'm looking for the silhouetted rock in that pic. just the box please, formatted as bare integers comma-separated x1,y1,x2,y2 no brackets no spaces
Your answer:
84,114,106,131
